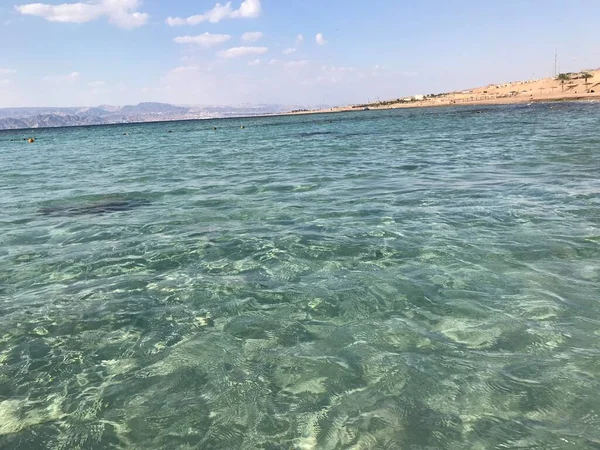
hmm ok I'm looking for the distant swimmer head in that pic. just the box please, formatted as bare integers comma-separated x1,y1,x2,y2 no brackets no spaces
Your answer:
213,127,217,130
240,125,245,129
28,138,35,143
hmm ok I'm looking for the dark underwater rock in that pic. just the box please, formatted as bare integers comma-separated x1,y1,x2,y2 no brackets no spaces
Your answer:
39,199,151,217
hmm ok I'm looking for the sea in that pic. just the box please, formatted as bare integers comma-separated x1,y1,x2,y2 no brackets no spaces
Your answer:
1,103,599,449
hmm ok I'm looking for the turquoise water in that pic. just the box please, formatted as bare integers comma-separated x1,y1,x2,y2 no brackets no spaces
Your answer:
1,103,600,449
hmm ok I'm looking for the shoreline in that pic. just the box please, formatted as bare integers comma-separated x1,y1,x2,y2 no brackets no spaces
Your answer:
288,68,600,116
2,68,598,132
286,92,600,116
1,95,598,134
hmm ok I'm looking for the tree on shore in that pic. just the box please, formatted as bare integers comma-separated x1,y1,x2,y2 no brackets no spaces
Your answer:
582,72,593,92
557,73,570,93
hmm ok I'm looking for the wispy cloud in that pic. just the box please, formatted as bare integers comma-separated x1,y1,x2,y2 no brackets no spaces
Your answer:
0,79,10,87
282,48,296,55
166,0,261,26
218,46,268,58
44,72,80,82
323,65,356,73
174,33,232,47
316,33,327,46
14,0,148,28
241,31,263,42
284,60,309,69
248,59,261,66
0,68,16,75
169,66,200,75
296,34,304,45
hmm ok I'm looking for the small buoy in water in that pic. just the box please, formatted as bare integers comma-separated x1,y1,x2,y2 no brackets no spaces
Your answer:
213,127,217,131
123,132,129,136
240,125,245,129
28,138,35,143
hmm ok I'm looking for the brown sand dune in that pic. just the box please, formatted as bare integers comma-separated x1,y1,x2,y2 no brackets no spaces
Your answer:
291,69,600,115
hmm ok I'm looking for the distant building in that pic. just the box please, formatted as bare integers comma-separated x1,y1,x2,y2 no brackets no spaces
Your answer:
413,94,425,101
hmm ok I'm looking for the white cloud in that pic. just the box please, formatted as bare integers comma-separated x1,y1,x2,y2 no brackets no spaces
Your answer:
241,31,263,42
284,60,309,69
218,46,268,58
296,34,304,45
248,59,261,66
88,80,106,88
323,66,356,73
0,68,16,75
169,66,200,75
233,0,261,19
282,48,296,55
174,33,232,47
268,58,309,69
44,71,81,82
15,0,148,28
316,33,327,46
166,0,261,26
0,80,10,87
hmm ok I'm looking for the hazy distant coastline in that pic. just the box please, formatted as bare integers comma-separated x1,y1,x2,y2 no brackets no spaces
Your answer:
0,102,328,131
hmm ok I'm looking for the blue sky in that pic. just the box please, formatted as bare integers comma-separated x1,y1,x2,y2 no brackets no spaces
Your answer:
0,0,598,107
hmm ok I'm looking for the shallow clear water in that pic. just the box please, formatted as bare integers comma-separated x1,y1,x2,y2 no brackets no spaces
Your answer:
1,103,600,449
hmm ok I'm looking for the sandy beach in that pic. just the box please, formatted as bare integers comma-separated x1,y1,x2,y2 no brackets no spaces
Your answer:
291,68,600,115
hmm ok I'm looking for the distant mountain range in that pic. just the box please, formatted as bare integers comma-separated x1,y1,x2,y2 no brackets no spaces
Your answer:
0,102,327,131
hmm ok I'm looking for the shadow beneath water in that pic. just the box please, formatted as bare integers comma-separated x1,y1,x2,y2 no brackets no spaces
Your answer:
39,198,151,217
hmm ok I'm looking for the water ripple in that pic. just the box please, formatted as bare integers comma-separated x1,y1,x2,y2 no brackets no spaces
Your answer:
1,104,600,448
